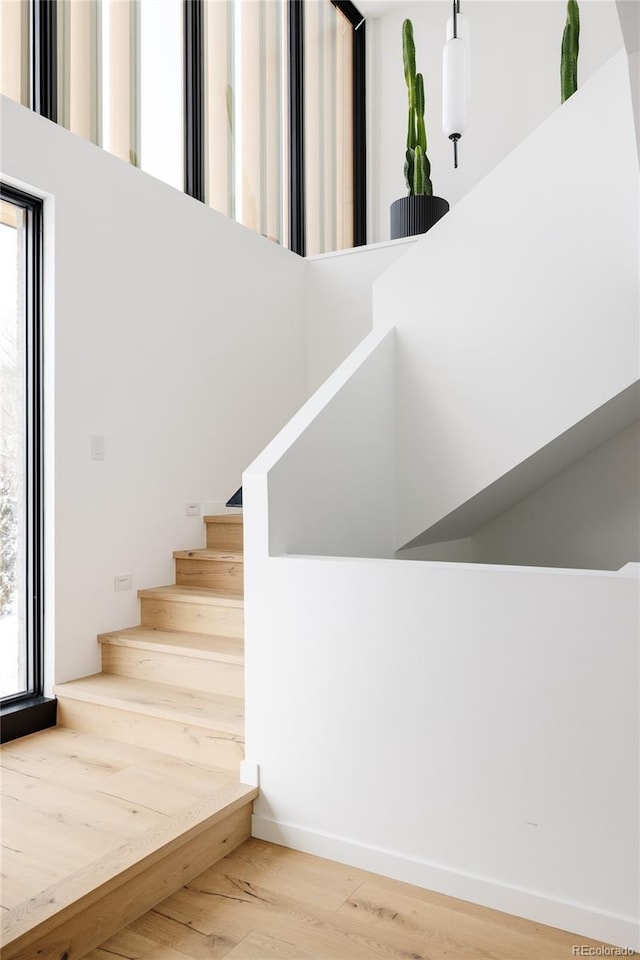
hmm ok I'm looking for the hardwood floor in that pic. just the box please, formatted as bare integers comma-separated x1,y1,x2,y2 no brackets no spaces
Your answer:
88,838,614,960
1,515,256,959
0,727,256,957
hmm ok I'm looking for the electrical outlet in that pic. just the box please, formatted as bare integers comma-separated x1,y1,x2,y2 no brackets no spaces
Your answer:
114,574,132,591
91,435,105,460
185,502,200,516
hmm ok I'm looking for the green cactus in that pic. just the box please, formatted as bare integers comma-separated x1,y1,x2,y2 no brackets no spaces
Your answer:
561,0,580,103
414,145,425,195
402,20,433,196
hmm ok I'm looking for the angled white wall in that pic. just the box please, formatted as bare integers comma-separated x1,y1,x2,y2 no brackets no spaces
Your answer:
402,419,640,570
616,0,640,160
306,238,416,393
471,419,640,569
247,327,396,559
374,51,639,550
0,96,308,688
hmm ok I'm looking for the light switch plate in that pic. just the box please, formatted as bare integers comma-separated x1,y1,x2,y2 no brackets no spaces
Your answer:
91,435,105,460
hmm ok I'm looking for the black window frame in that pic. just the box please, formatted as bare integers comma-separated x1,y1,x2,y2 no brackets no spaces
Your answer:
0,183,54,744
288,0,367,254
331,0,367,248
32,0,58,122
28,0,366,254
182,0,366,254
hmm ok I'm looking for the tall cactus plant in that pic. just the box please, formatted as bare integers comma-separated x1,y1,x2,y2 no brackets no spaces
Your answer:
561,0,580,103
403,19,433,197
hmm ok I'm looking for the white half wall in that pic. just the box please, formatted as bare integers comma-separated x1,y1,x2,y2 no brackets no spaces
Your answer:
246,327,396,559
368,0,624,242
244,551,639,950
243,312,640,947
374,51,640,550
0,96,307,688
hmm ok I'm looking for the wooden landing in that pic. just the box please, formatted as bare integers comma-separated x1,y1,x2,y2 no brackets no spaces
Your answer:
0,727,257,960
87,838,614,960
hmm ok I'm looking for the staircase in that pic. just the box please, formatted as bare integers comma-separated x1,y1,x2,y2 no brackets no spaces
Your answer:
1,515,255,960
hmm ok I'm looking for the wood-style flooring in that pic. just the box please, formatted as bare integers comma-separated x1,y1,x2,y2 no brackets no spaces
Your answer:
88,837,616,960
0,726,254,952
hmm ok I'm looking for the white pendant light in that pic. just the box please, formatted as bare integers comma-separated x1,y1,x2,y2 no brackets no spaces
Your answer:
443,0,470,168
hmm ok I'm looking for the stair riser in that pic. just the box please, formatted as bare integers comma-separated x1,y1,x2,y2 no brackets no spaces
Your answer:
205,522,243,552
101,645,244,698
3,803,252,960
56,698,244,771
140,598,244,638
175,558,244,595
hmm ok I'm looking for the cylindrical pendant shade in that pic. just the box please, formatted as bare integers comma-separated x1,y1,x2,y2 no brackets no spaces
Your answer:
446,13,470,97
442,37,468,138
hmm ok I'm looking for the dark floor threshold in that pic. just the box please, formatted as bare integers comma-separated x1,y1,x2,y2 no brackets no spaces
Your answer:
1,695,57,744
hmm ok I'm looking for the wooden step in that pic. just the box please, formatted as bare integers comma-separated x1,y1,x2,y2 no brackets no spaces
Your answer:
174,548,244,595
99,626,244,697
204,514,243,552
98,626,244,662
54,674,244,771
0,727,256,960
138,584,244,637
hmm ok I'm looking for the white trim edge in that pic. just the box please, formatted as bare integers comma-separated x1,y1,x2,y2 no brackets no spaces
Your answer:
240,759,260,787
251,815,640,951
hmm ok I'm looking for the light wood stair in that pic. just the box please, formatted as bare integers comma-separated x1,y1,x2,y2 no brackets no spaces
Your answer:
55,673,245,770
204,513,244,551
138,583,244,636
99,625,244,695
2,513,250,960
174,548,244,595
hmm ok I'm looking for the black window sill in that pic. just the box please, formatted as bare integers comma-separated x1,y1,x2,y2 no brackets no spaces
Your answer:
0,696,57,744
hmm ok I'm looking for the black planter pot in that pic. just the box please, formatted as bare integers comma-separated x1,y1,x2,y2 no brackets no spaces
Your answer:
390,195,450,240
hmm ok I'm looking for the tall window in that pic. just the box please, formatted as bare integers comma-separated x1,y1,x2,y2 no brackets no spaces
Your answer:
0,0,365,253
0,0,30,107
305,0,354,255
0,186,44,714
204,0,287,245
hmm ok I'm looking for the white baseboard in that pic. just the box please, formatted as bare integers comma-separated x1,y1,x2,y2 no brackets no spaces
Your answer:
252,814,639,952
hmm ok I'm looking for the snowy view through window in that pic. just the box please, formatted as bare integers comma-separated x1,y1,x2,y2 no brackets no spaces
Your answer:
0,200,26,699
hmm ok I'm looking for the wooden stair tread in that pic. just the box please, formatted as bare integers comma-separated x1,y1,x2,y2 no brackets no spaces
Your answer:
98,626,244,663
173,548,243,562
137,584,244,607
0,728,256,952
203,515,243,524
54,674,244,736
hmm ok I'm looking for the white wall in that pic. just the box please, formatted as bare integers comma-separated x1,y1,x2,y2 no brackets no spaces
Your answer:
401,420,640,570
375,51,639,550
244,550,639,948
368,0,624,242
471,420,640,569
616,1,640,160
243,304,639,948
306,238,416,393
247,327,396,559
0,95,308,688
